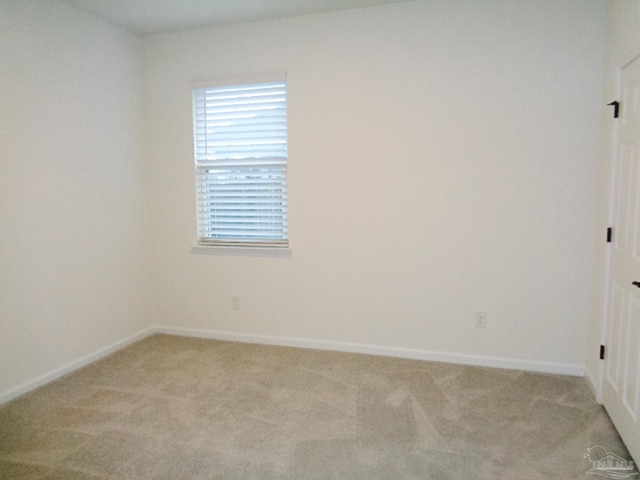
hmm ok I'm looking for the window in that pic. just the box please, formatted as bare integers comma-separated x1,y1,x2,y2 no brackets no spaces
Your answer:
192,80,288,248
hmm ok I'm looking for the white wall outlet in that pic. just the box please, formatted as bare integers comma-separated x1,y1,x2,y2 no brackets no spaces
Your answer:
474,312,487,328
232,296,240,310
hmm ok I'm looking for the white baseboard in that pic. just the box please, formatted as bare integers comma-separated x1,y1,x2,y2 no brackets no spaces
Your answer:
1,325,586,405
154,326,586,377
0,327,154,405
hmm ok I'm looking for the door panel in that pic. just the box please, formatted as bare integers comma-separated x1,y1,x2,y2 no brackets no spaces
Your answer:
614,144,632,251
623,296,640,417
606,282,625,389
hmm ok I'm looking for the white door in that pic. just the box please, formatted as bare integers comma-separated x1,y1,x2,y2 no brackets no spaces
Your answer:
603,53,640,462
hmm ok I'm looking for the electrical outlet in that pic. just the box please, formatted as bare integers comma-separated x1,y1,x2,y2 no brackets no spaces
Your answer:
474,312,487,328
232,296,240,310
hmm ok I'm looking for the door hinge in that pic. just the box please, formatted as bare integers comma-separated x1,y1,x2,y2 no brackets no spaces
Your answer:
607,227,612,243
608,101,620,119
600,345,606,360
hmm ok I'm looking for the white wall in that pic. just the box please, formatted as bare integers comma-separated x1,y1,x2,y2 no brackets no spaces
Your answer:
0,0,149,398
587,0,640,395
0,0,611,400
144,0,607,372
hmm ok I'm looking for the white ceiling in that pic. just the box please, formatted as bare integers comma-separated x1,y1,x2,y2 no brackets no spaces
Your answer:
60,0,408,35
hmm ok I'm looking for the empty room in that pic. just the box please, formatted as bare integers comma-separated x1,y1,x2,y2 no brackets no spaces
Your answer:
1,0,640,478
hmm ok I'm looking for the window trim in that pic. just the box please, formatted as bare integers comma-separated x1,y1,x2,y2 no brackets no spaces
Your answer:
190,245,292,257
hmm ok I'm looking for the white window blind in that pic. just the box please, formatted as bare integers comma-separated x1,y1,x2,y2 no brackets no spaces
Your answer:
192,80,288,247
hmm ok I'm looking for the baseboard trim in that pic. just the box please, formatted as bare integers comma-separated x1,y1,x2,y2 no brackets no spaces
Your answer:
0,327,154,405
154,326,585,377
0,325,586,405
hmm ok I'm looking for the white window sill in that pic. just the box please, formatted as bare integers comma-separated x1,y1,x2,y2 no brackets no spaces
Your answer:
190,246,292,257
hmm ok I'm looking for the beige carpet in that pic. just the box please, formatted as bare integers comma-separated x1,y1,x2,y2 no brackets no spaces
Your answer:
0,334,632,479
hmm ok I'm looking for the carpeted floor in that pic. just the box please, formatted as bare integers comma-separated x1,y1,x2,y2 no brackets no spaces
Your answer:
0,334,632,479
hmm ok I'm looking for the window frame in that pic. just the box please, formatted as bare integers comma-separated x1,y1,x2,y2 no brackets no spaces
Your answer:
190,75,290,254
